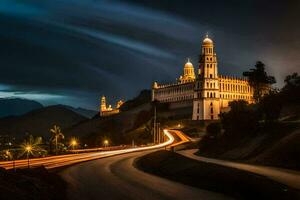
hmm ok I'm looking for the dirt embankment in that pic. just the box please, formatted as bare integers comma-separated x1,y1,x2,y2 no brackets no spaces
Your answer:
198,121,300,170
136,150,300,200
0,166,66,200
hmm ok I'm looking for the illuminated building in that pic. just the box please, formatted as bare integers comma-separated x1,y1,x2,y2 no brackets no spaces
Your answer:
100,96,124,116
152,35,254,120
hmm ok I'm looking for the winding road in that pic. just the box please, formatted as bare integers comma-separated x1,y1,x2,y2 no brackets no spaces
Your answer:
178,149,300,190
60,150,232,200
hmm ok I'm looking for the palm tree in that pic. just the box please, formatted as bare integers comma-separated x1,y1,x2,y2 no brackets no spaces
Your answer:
50,125,64,155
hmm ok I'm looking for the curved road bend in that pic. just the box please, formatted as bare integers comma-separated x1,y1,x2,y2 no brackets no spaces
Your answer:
60,150,233,200
178,149,300,190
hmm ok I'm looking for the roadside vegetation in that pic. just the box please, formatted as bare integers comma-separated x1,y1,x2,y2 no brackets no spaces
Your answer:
199,62,300,170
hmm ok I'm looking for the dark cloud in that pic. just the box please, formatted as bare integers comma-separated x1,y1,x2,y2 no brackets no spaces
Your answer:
0,0,299,109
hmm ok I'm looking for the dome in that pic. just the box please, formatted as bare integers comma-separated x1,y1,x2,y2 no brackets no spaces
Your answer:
203,34,213,45
184,58,194,68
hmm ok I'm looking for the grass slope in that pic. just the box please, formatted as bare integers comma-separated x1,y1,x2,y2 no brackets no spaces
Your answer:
136,150,300,200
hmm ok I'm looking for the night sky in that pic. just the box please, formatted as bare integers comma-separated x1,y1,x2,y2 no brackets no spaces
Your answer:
0,0,299,110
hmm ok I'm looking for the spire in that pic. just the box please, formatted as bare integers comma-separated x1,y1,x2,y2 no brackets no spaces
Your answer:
187,57,191,63
205,32,209,38
203,33,213,45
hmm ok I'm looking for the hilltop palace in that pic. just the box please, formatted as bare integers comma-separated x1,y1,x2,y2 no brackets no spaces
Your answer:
152,35,254,120
100,96,124,116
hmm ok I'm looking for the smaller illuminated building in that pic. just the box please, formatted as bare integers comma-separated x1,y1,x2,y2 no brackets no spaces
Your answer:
100,96,124,116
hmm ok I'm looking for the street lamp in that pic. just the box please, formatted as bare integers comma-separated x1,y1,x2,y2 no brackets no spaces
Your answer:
25,145,32,168
103,139,109,148
70,139,78,151
177,124,181,128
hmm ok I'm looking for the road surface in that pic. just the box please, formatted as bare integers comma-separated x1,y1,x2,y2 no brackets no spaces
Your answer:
178,149,300,190
60,150,233,200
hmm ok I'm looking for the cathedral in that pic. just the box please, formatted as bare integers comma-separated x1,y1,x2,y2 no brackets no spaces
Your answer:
151,35,254,120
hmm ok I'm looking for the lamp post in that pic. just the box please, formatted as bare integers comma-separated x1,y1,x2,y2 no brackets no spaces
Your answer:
103,140,109,148
70,139,77,151
25,145,32,168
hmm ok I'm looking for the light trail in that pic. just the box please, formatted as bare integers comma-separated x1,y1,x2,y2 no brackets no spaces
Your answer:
0,129,179,170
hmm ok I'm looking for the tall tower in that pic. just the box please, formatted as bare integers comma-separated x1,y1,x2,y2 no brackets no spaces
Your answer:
193,34,220,120
100,96,107,114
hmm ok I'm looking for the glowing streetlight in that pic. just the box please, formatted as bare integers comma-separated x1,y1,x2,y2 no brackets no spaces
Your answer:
103,139,109,148
70,139,78,151
24,145,32,168
177,124,181,128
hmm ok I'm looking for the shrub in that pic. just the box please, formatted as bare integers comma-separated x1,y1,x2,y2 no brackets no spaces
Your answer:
206,122,221,138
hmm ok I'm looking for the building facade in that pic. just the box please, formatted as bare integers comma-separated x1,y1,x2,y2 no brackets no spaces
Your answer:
100,96,124,116
152,35,254,120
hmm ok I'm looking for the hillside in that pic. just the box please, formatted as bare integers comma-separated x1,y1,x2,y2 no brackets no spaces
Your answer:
197,106,300,170
0,105,87,140
62,105,98,118
64,103,152,146
0,98,43,117
64,89,199,147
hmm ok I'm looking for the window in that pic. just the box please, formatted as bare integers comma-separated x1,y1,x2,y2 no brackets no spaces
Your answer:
211,115,214,120
210,74,213,78
210,107,213,113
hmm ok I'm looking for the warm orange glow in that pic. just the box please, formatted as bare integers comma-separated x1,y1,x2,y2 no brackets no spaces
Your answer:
25,145,32,152
0,129,184,170
71,139,77,146
103,139,109,146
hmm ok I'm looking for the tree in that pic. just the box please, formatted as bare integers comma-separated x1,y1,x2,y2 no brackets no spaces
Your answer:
243,61,276,102
50,125,64,155
220,100,259,137
258,89,282,123
206,122,221,138
281,73,300,105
